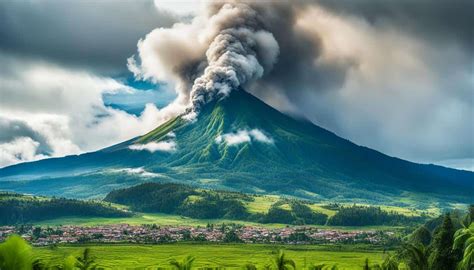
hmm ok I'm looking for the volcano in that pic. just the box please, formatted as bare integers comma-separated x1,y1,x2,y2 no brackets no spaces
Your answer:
0,89,472,205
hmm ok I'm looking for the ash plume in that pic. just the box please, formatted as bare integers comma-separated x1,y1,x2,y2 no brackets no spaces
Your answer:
130,0,340,119
130,2,283,118
187,3,279,116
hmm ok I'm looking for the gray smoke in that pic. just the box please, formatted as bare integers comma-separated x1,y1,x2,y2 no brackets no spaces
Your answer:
131,2,283,118
130,1,348,118
188,3,279,115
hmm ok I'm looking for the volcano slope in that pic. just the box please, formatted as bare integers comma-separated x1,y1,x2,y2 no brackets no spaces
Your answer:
0,90,472,207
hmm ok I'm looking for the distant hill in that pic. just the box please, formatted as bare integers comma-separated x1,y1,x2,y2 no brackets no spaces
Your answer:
0,192,131,225
104,182,424,226
0,89,472,208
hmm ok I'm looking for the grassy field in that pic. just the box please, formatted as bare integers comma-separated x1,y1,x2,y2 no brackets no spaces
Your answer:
34,244,388,270
239,194,433,219
35,213,281,227
35,213,406,231
245,195,280,214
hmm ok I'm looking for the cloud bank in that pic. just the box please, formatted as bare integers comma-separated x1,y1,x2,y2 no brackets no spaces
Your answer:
0,54,183,167
0,0,178,74
0,1,184,167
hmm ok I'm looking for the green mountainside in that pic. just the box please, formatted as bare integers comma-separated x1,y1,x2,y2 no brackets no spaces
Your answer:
0,89,472,208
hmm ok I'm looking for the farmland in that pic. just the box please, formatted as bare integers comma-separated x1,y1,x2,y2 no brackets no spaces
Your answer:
33,243,387,269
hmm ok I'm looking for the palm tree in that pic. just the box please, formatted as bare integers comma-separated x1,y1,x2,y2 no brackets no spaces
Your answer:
453,223,474,270
400,243,429,270
370,255,399,270
380,255,399,270
50,255,79,270
0,234,34,270
273,250,296,270
169,255,195,270
75,248,97,270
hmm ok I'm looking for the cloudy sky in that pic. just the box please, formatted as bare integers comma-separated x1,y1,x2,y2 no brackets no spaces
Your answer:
0,0,472,171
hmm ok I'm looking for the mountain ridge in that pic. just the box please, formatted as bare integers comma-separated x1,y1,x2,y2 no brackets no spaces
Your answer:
0,89,472,205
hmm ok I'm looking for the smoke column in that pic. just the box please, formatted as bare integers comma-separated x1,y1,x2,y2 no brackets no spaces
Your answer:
129,2,280,119
186,3,279,117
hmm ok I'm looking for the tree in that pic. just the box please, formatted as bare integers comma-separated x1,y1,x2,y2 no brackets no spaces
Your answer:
363,258,371,270
169,255,195,270
410,226,432,246
51,255,79,270
370,255,399,270
400,243,429,270
223,230,243,243
380,255,399,270
0,235,34,270
453,222,474,270
273,250,296,270
429,214,456,270
75,248,97,270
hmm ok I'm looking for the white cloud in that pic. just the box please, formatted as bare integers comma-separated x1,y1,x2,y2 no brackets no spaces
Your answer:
153,0,203,15
215,129,273,146
216,130,251,145
0,137,47,167
0,54,184,167
109,167,164,178
166,131,176,138
249,129,274,144
129,141,177,153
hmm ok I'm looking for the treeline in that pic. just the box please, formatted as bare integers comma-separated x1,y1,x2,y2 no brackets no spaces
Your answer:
105,183,252,219
258,202,328,225
327,205,425,226
104,183,329,225
0,196,131,225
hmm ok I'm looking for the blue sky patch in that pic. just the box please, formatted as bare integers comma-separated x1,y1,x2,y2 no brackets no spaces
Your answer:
103,76,177,115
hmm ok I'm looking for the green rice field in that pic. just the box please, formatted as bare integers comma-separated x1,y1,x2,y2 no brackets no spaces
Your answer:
34,244,390,270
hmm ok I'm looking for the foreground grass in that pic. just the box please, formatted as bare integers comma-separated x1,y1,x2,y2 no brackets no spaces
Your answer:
34,244,386,270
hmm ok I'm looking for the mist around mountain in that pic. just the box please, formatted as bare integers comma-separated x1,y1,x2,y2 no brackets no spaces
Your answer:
0,89,472,209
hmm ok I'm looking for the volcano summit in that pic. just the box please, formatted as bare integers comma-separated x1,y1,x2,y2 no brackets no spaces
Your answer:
1,89,472,207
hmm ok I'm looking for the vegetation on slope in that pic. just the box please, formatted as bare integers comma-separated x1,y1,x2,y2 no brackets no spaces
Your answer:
0,192,131,225
104,183,425,226
327,205,426,226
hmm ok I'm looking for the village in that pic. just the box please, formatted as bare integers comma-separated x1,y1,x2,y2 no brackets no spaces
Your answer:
0,224,398,246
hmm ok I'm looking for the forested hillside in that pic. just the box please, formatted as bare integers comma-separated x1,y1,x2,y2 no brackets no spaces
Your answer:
0,192,131,225
104,183,425,226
